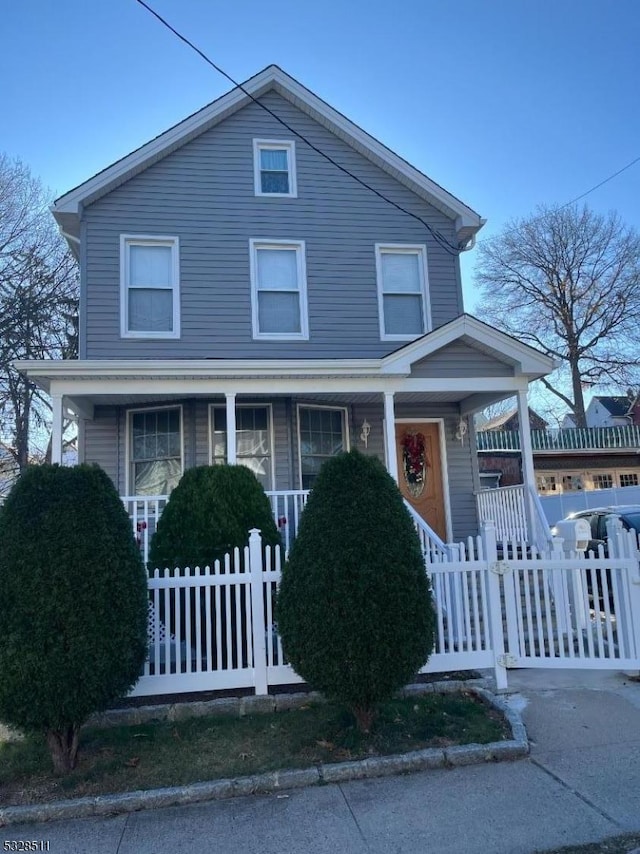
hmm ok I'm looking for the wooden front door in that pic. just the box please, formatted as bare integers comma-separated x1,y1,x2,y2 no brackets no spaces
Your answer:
395,421,447,541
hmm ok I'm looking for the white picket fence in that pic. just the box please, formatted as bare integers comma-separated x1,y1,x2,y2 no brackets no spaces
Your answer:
132,518,640,697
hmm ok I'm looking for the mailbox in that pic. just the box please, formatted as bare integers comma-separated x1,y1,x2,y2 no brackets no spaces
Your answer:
553,518,591,553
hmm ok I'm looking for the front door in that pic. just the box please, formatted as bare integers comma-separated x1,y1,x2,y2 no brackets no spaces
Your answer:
395,421,447,541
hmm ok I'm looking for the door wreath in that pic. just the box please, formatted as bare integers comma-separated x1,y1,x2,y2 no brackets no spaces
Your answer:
401,430,429,498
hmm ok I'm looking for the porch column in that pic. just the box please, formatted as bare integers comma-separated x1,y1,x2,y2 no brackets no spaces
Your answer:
51,393,63,465
517,388,538,543
226,393,237,464
383,392,398,482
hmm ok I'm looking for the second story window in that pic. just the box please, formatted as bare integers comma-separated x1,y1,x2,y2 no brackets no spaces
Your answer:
253,140,297,197
375,244,430,341
249,239,309,340
120,235,180,338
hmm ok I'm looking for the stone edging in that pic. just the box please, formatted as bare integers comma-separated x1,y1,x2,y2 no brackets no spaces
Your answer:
0,682,528,827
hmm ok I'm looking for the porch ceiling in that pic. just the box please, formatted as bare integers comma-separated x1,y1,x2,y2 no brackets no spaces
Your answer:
65,388,508,413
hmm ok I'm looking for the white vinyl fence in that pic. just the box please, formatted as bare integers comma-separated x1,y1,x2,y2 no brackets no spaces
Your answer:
132,519,640,697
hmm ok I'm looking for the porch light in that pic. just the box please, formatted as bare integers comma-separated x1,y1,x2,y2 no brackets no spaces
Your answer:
360,419,371,448
456,417,468,446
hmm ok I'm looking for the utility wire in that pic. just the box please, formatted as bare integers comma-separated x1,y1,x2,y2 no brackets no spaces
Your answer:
559,155,640,209
133,0,462,256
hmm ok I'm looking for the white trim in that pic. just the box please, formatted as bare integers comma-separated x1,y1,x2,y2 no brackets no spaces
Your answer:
125,404,184,495
375,243,430,342
120,235,180,339
295,403,350,489
52,66,483,244
249,239,309,340
395,417,453,543
208,402,276,489
253,139,297,198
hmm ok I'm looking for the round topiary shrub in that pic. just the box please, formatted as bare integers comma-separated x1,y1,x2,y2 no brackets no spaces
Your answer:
277,449,435,731
148,464,280,569
0,464,148,773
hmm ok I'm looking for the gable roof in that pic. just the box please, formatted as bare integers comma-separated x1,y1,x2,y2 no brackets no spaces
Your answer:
381,314,556,377
52,65,484,252
592,395,631,417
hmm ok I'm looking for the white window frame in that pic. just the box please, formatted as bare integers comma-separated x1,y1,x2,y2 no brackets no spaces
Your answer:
249,239,309,340
207,403,276,489
125,404,184,495
120,234,180,339
253,139,297,198
375,243,431,342
296,404,350,490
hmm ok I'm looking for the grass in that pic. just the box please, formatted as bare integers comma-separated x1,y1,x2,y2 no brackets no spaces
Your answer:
0,692,507,807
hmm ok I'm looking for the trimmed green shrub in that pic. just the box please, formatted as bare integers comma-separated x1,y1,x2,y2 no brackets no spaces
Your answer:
0,464,148,773
277,449,435,731
149,465,280,569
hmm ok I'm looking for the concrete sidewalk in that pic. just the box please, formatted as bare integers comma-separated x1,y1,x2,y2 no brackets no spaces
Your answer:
2,669,639,854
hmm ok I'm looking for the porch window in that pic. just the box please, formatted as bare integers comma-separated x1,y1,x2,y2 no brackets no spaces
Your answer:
375,244,430,340
209,405,274,489
298,406,348,489
249,240,308,339
120,236,180,338
129,407,182,495
253,140,297,197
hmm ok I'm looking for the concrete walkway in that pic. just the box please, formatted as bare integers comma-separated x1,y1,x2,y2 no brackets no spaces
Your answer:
2,669,639,854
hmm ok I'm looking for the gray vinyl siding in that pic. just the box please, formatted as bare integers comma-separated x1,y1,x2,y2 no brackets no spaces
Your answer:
82,91,463,360
410,342,514,379
83,397,477,540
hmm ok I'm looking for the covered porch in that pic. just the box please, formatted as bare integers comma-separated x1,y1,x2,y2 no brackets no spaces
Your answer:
17,315,555,560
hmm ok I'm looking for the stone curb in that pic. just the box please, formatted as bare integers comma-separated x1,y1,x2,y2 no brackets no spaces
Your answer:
0,681,528,828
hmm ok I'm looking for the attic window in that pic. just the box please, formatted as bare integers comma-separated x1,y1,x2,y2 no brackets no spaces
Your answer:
253,140,297,197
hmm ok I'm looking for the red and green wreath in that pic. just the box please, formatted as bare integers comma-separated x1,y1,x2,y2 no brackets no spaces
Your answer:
401,431,429,496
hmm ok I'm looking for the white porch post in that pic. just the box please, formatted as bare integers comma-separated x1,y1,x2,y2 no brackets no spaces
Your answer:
517,387,537,543
51,393,63,465
383,392,398,482
226,392,237,464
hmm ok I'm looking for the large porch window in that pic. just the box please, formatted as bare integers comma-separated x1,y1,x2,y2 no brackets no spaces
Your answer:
128,407,183,495
298,406,348,489
209,405,274,489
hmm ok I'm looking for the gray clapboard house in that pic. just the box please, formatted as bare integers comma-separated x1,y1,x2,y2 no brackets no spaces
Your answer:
17,65,553,554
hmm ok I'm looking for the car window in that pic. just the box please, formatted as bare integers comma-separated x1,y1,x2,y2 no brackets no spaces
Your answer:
621,513,640,535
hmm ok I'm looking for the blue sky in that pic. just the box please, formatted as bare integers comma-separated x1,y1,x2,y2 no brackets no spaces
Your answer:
2,0,639,312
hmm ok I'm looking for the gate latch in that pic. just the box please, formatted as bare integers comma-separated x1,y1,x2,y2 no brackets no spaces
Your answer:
497,654,518,668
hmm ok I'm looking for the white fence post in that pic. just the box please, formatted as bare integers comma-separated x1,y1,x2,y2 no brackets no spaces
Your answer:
482,521,508,691
248,528,269,695
607,518,640,672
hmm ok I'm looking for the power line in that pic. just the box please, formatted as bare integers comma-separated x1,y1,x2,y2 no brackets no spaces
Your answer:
133,0,462,256
559,155,640,209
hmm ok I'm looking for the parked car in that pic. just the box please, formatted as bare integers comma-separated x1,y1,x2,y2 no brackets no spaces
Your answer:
552,506,640,611
552,506,640,554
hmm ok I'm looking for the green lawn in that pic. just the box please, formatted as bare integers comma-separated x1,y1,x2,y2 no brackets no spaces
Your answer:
0,692,507,807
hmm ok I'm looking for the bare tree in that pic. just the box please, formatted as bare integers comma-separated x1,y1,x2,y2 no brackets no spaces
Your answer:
475,205,640,427
0,154,78,479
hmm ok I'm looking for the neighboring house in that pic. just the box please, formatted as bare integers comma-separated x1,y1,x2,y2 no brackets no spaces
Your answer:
477,406,548,489
561,395,635,429
16,65,554,548
478,408,640,495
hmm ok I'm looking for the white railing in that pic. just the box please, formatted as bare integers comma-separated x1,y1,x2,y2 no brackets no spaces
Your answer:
121,495,170,565
267,490,310,556
121,490,310,564
403,500,453,563
476,484,528,543
477,425,640,453
529,484,554,552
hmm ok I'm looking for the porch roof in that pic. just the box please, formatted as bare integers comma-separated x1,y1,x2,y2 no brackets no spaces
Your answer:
15,315,555,418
